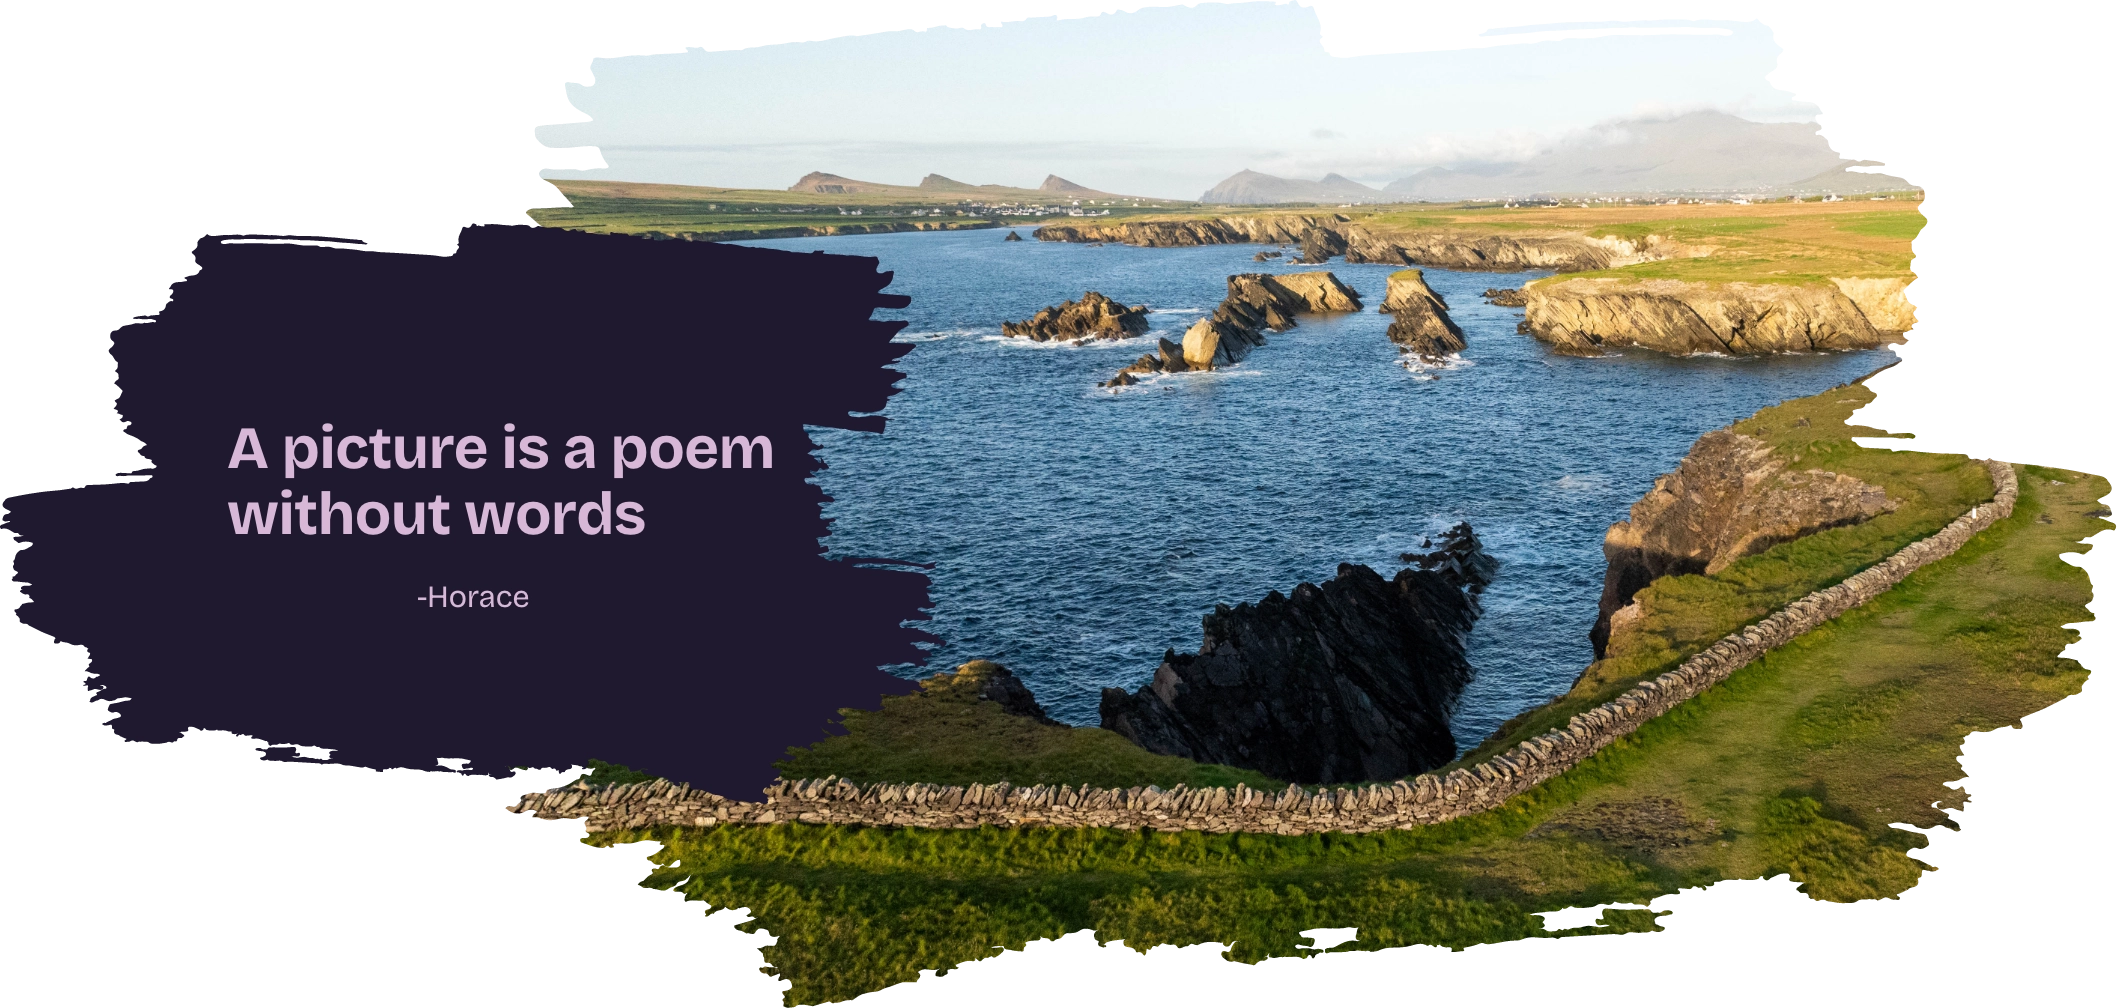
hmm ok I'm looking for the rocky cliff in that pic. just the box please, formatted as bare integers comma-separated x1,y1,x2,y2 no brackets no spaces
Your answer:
1379,269,1466,360
1828,277,1915,333
1001,291,1150,342
1037,217,1696,273
1099,530,1494,783
1101,271,1360,386
1521,277,1903,356
1591,428,1898,655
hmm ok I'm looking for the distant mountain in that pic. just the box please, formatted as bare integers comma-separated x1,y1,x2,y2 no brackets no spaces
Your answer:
1201,169,1388,204
1771,164,1916,194
788,171,1141,202
1383,111,1917,200
1040,175,1101,195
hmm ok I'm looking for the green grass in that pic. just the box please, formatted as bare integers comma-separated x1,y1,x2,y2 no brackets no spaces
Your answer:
574,384,2104,1005
1455,382,1987,766
773,662,1283,791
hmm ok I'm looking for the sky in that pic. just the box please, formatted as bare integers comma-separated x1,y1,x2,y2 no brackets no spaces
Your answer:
540,2,1814,199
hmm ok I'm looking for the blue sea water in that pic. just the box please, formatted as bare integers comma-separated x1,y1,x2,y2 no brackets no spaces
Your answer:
739,228,1893,751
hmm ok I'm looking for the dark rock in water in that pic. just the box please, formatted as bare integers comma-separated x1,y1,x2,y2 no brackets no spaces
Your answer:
1156,336,1189,371
1098,370,1139,388
1098,547,1493,784
1004,230,1024,241
1251,250,1284,262
1295,227,1349,264
1399,522,1499,595
1483,287,1527,306
1002,291,1151,342
921,659,1062,725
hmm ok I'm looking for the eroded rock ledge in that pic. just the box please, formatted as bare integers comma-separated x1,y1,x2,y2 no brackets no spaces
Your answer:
1001,291,1149,342
1521,278,1904,356
1592,428,1899,656
1379,269,1466,361
1101,271,1361,387
1097,527,1495,783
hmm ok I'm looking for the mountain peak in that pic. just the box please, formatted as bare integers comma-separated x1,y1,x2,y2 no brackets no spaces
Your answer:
1040,174,1097,194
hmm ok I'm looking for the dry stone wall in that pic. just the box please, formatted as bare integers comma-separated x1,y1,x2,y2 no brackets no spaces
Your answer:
511,462,2016,836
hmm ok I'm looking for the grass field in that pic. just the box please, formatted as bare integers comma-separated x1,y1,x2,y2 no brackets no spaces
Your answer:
1355,199,1924,286
531,181,1921,289
528,179,1199,239
576,384,2103,1004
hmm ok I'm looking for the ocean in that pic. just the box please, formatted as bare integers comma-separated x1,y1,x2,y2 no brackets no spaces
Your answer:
739,227,1893,751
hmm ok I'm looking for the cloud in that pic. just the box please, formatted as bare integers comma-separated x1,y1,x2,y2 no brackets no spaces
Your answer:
1310,128,1346,140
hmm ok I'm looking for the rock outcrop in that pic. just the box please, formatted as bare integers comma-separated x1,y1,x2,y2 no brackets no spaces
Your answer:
1379,269,1466,360
1002,291,1150,342
1483,287,1527,307
1100,272,1360,386
1004,230,1023,241
1098,543,1493,784
1296,227,1349,263
1591,428,1898,655
917,659,1062,725
1521,278,1903,356
1400,522,1500,595
1828,276,1914,333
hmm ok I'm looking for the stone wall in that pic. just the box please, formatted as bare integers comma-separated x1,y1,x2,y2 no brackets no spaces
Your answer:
511,462,2015,836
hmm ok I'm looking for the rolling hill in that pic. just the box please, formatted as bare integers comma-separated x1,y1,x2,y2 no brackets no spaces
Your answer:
1198,169,1389,204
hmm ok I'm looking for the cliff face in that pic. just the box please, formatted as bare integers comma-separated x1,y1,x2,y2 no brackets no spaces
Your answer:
1592,429,1897,655
1001,291,1150,342
1522,278,1903,356
1379,269,1465,359
1098,547,1491,784
1829,277,1915,333
1037,217,1696,273
1103,271,1360,385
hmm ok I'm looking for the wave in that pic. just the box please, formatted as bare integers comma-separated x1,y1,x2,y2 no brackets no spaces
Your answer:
1400,352,1475,379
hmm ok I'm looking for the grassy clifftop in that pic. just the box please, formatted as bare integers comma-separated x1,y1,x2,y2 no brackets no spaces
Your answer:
773,661,1282,791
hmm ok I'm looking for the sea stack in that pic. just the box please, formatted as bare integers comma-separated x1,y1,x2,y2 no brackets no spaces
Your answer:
1100,271,1361,386
1004,230,1024,241
1098,526,1496,783
1380,269,1465,360
1002,291,1150,342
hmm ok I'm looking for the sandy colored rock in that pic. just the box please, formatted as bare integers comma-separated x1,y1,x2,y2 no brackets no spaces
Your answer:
1379,269,1465,358
1521,277,1900,355
1829,276,1915,333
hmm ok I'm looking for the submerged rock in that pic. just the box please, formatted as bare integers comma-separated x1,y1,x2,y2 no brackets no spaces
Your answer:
1251,250,1283,262
1482,287,1527,306
1591,429,1898,655
1002,291,1150,342
1099,537,1496,783
1399,522,1500,595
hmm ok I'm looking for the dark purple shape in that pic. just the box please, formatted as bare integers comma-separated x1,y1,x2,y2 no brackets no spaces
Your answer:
6,225,935,796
